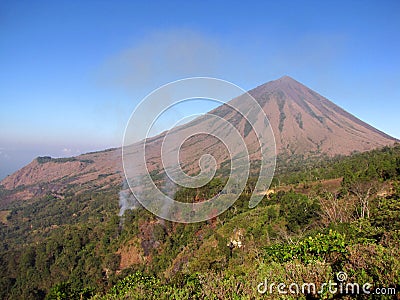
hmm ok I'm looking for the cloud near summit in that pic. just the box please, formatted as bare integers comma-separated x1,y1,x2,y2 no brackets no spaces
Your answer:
97,29,224,90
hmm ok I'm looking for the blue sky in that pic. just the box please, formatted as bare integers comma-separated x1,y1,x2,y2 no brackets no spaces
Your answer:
1,0,399,179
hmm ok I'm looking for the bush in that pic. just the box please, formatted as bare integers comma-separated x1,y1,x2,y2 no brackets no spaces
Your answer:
264,230,347,263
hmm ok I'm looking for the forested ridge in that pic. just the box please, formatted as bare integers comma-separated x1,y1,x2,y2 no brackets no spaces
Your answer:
1,144,400,299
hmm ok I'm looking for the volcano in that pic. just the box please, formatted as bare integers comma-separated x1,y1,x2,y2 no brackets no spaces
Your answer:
247,76,396,156
1,76,397,198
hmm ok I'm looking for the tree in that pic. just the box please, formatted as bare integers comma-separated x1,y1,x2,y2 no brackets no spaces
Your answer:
342,171,380,219
317,190,353,225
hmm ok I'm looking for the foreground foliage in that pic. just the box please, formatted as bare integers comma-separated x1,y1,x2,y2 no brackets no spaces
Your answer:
0,145,400,299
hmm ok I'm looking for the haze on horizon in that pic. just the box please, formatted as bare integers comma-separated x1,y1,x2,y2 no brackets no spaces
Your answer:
1,0,400,180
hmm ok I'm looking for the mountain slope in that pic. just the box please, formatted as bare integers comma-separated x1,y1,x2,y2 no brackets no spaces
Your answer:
1,76,397,198
0,149,122,203
248,76,396,156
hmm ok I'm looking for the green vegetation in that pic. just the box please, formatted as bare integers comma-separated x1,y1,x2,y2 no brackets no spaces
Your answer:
36,156,94,164
277,94,286,132
243,120,253,138
1,145,400,299
295,112,304,129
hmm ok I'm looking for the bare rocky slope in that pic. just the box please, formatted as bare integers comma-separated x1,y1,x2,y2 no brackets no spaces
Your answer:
1,76,397,202
248,76,396,156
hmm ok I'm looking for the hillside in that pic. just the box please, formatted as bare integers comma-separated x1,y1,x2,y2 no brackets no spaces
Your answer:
0,144,399,299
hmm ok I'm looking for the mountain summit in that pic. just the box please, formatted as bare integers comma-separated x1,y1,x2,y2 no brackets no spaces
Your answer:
1,76,397,196
246,75,397,156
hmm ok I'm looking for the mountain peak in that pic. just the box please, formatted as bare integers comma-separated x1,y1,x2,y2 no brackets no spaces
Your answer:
277,75,296,81
271,75,303,89
246,75,397,155
250,75,305,94
249,75,305,100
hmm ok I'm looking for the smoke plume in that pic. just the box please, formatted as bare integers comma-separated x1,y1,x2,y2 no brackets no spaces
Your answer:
118,179,138,217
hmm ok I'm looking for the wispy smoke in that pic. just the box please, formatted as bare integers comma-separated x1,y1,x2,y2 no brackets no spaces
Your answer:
118,179,138,217
159,172,177,223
